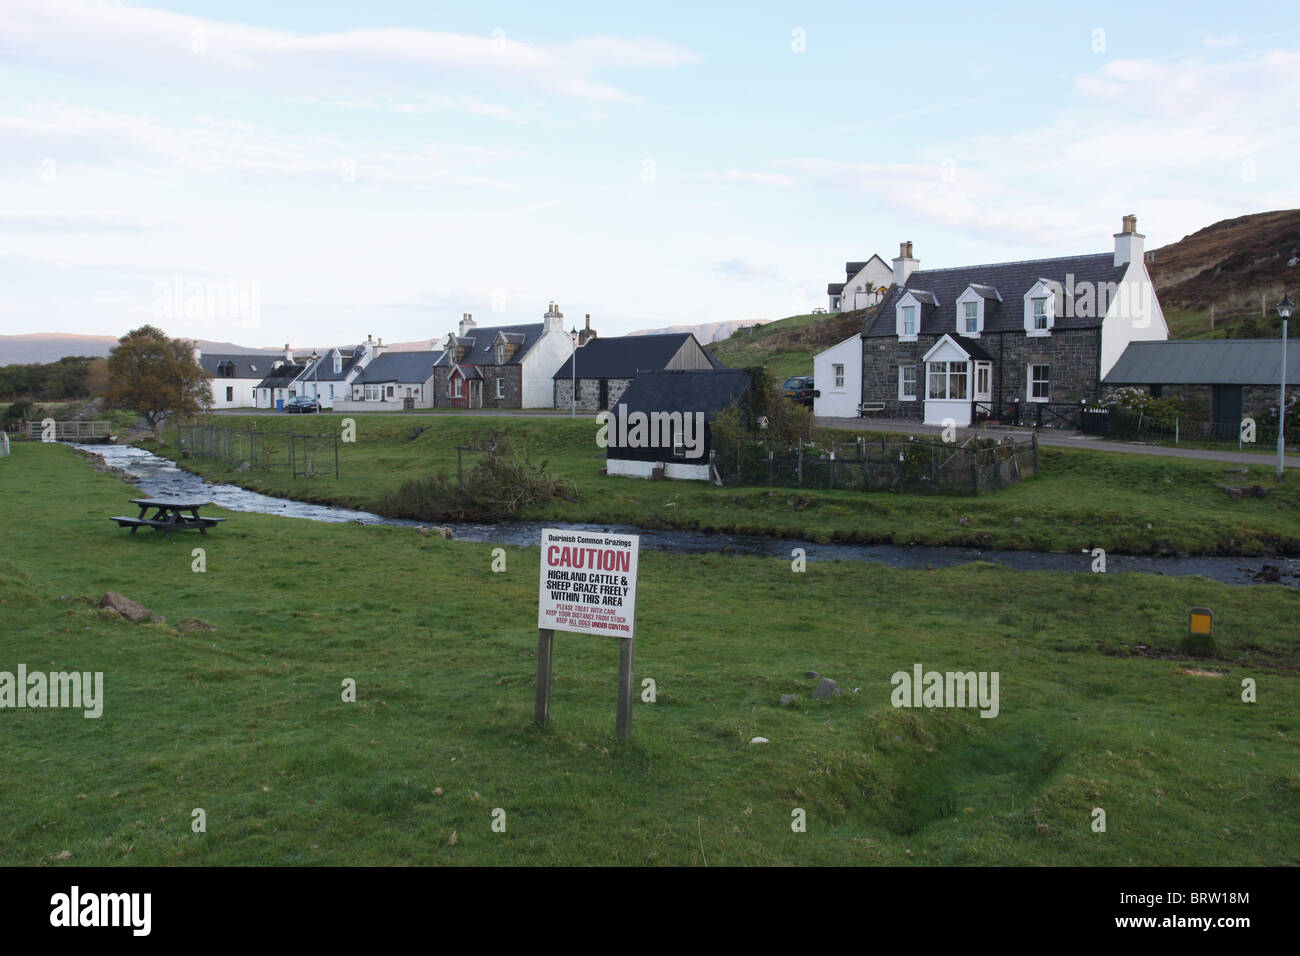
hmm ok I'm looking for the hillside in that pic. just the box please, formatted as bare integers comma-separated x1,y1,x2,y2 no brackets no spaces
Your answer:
705,305,879,381
0,334,285,365
1148,209,1300,338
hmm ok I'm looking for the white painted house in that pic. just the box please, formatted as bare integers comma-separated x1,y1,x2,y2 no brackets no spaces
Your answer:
295,336,384,409
812,334,863,418
827,254,893,313
196,349,265,409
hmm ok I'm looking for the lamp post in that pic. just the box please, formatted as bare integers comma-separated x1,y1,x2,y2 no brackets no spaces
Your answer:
570,325,579,418
309,351,319,408
1277,293,1292,477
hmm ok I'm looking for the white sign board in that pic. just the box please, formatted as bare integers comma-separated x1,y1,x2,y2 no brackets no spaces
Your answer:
537,528,639,638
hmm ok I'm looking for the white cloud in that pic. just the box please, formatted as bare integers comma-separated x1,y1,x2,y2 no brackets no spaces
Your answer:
0,0,697,106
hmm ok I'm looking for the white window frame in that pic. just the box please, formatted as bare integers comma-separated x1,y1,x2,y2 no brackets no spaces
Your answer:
332,353,342,373
454,377,463,398
1023,280,1058,336
901,305,917,339
832,364,845,390
899,364,918,401
1028,364,1050,403
926,360,969,400
496,344,505,365
974,361,992,402
496,377,505,399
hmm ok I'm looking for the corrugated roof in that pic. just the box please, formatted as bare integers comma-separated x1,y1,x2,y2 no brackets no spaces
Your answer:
354,351,443,384
1103,339,1300,385
868,252,1128,337
552,332,699,380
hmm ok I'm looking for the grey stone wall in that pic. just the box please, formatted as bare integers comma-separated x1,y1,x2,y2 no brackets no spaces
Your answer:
860,328,1101,415
553,377,633,412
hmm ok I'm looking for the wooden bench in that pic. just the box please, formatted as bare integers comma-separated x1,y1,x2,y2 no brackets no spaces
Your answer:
858,402,887,416
110,515,225,538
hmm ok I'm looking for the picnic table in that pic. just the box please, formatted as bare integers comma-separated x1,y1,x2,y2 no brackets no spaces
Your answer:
110,498,226,538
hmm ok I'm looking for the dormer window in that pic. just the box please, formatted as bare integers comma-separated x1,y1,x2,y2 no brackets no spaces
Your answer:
1023,280,1058,336
496,344,505,365
903,307,916,336
333,353,342,374
963,301,978,334
216,360,235,377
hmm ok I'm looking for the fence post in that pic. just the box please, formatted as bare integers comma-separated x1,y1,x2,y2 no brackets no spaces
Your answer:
1175,417,1179,446
797,440,803,488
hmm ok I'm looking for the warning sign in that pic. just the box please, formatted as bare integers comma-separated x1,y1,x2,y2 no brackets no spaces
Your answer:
537,528,639,639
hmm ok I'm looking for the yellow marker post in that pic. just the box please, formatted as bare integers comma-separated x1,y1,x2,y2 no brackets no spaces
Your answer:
1188,607,1214,638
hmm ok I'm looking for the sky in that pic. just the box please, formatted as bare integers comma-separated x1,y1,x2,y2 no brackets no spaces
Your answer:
1,0,1298,348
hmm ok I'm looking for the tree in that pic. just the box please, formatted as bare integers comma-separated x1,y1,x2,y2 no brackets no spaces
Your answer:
106,326,211,440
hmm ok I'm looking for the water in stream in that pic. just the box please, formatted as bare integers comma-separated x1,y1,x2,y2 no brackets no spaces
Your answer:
75,443,1300,588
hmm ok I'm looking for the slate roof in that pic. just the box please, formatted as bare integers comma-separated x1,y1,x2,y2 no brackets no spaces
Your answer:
867,252,1128,337
435,323,545,366
302,345,367,382
255,363,306,390
946,334,994,362
551,332,706,380
199,353,266,379
613,369,752,420
354,351,443,384
1103,339,1300,386
827,282,846,295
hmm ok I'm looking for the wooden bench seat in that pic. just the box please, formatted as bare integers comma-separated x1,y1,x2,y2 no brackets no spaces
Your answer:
858,401,887,416
110,515,226,537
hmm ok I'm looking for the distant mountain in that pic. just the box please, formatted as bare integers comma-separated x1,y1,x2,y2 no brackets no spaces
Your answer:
0,333,288,365
628,319,770,344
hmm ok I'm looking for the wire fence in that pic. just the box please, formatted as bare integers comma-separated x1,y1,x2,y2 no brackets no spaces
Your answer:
1081,407,1285,448
720,434,1039,494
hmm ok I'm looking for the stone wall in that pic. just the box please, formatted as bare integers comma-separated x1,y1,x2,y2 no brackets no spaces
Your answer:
861,328,1102,416
553,377,633,412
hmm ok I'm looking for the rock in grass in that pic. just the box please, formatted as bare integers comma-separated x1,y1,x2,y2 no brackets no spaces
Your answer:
812,677,843,700
780,694,797,707
804,670,820,680
749,736,770,744
97,592,153,623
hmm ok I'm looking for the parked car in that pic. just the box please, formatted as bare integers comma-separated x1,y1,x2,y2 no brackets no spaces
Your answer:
284,396,321,413
783,376,817,406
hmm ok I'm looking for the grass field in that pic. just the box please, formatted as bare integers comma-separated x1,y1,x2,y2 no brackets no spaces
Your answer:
148,413,1300,555
1,442,1297,865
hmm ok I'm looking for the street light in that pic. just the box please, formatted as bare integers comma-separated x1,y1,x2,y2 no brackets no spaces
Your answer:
1277,293,1292,477
309,351,319,407
569,326,579,417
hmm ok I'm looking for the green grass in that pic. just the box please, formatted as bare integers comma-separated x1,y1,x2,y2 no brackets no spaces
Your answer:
707,310,862,382
1,443,1297,865
153,414,1300,555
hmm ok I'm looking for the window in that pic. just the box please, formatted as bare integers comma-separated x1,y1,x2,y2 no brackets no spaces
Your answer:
833,364,845,389
332,354,342,374
963,301,979,334
217,361,235,377
329,385,335,399
495,378,505,399
672,433,686,458
386,385,394,398
454,378,463,398
496,345,505,365
365,384,380,401
902,305,917,337
1032,298,1048,330
899,364,918,401
927,361,969,400
1029,364,1050,402
225,386,233,402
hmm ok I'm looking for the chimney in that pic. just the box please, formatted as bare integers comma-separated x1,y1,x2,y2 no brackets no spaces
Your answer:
544,301,565,332
892,241,919,287
1114,214,1145,268
578,313,597,345
284,343,292,364
459,312,476,337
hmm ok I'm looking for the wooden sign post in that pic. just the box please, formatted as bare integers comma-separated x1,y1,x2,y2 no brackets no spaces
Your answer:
535,529,640,739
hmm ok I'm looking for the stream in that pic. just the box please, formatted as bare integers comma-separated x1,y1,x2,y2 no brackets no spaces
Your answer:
75,444,1300,589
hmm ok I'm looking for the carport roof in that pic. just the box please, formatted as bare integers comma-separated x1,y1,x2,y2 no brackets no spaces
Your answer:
1103,339,1300,386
